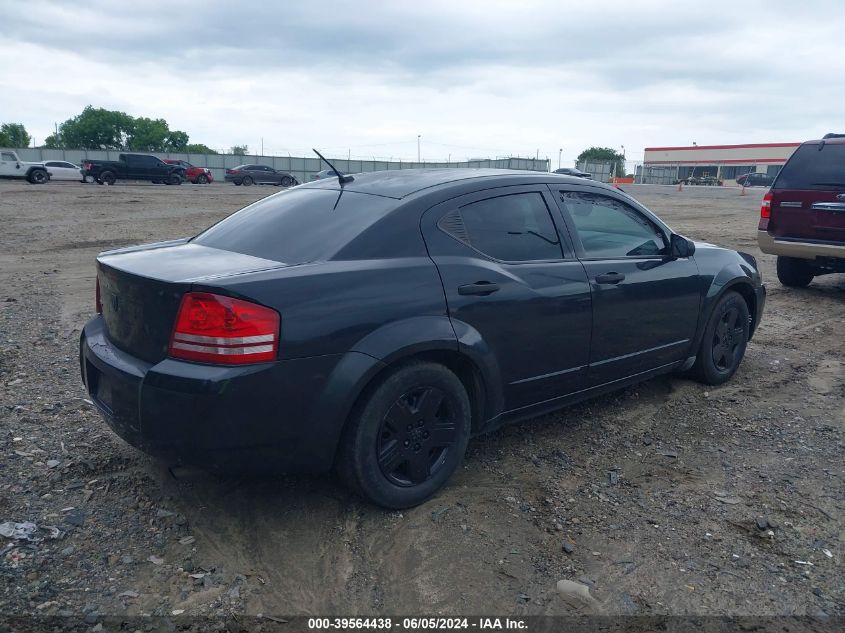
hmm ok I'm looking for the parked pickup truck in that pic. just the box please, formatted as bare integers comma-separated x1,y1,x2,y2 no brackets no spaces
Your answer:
81,154,186,185
0,150,50,184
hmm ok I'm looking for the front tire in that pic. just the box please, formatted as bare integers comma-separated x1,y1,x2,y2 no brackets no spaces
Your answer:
337,362,471,509
281,176,295,187
99,171,116,186
692,291,750,386
776,256,814,288
197,174,209,184
28,169,49,184
168,173,183,185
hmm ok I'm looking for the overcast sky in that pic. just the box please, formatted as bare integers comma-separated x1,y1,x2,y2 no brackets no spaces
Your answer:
1,0,843,165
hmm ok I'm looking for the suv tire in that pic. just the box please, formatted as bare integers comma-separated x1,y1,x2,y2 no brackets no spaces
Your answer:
692,291,750,386
168,173,183,186
337,361,471,509
27,168,49,184
776,256,814,288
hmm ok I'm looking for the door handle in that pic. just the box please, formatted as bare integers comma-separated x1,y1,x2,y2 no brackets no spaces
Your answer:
595,272,625,284
458,281,500,296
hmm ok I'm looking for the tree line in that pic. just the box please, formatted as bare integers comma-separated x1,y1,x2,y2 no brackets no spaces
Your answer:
0,106,250,155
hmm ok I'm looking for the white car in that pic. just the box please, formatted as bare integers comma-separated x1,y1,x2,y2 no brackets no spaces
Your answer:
44,160,83,181
0,150,50,184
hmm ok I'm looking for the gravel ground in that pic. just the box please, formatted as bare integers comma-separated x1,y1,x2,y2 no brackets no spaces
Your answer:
0,180,842,623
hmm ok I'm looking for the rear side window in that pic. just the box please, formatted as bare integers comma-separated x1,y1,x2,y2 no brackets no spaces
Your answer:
455,192,563,262
192,189,397,264
775,143,845,190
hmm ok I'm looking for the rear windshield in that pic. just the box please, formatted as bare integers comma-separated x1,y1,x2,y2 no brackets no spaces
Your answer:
774,143,845,190
192,188,396,264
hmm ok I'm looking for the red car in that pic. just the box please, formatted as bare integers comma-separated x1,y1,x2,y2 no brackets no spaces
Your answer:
163,160,213,184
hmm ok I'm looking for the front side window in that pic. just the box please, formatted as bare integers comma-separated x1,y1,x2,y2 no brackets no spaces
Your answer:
560,192,666,258
455,192,563,262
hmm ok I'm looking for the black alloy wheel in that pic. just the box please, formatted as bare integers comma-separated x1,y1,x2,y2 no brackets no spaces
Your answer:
377,386,457,487
711,305,745,372
692,291,750,385
242,176,253,186
29,169,49,184
337,361,471,508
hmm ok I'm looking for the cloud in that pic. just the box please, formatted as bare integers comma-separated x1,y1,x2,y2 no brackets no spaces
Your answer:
1,0,843,162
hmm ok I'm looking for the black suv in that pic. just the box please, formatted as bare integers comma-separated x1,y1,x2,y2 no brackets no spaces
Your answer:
758,135,845,286
81,169,765,508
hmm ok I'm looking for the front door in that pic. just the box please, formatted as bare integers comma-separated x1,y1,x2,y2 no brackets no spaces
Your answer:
551,188,702,387
0,151,20,177
422,185,592,413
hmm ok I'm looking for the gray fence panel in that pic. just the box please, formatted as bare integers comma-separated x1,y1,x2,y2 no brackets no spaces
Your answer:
4,148,550,183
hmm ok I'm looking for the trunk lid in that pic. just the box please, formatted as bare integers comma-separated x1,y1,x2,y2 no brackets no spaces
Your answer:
769,141,845,242
96,240,285,363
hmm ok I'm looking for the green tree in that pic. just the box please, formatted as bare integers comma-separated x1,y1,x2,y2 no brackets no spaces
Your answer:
166,130,189,151
0,123,32,148
42,133,63,149
230,145,249,156
126,117,190,152
184,143,217,154
58,106,135,149
576,146,626,177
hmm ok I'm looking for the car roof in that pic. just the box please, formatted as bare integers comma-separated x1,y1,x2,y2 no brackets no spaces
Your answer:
803,136,845,145
296,168,611,199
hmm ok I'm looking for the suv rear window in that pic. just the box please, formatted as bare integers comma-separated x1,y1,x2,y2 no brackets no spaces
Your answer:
774,143,845,190
192,189,396,264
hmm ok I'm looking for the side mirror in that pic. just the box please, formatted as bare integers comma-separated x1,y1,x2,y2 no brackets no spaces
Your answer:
670,233,696,258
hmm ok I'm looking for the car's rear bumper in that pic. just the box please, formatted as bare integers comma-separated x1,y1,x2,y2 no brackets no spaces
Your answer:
80,316,380,473
758,230,845,260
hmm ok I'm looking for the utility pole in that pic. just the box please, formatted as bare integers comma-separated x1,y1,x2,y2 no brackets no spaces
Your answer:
417,135,421,163
261,137,264,156
558,148,562,170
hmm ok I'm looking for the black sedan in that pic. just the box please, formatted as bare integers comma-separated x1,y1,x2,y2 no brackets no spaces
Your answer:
224,164,298,187
80,169,765,508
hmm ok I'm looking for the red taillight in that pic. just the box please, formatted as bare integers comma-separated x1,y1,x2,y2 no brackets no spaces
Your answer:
169,292,279,365
95,277,102,314
83,161,92,171
760,191,773,219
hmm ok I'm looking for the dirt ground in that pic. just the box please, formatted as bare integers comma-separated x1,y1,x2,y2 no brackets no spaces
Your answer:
0,180,842,622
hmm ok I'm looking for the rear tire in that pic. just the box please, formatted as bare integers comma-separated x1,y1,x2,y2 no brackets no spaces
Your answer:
776,256,814,288
242,176,253,186
691,291,750,386
336,362,471,509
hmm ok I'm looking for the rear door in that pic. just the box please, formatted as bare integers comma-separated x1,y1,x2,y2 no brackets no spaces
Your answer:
422,185,592,412
769,141,845,242
550,186,701,387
